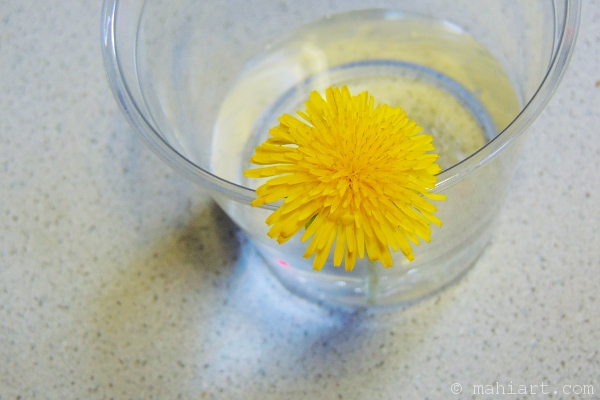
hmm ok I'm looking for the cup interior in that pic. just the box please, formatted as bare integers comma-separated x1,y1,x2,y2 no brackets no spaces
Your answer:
103,0,580,202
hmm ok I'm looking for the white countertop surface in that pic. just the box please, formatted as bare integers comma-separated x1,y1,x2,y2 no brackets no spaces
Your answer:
1,1,599,399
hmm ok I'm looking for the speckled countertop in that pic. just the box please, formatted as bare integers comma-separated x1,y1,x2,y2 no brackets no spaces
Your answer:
1,1,600,399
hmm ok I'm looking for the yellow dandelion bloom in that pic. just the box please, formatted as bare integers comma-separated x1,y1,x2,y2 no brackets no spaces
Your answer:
244,85,445,271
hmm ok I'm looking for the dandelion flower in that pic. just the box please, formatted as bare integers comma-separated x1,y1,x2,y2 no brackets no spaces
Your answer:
244,85,445,271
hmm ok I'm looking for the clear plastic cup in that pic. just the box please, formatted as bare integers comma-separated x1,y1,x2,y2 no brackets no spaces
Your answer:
102,0,580,309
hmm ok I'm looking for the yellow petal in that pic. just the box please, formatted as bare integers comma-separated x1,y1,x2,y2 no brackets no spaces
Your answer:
244,85,446,271
333,224,346,267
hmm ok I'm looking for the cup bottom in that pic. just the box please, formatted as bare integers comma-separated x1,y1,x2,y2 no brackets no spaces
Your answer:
248,220,493,311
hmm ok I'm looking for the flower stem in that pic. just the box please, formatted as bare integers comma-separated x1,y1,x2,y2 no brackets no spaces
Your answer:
366,260,379,305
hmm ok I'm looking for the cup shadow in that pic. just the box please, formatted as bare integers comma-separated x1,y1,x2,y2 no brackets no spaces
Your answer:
82,113,449,398
82,199,447,398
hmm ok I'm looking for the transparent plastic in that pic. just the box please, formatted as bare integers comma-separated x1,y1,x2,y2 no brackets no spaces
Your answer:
102,0,580,309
